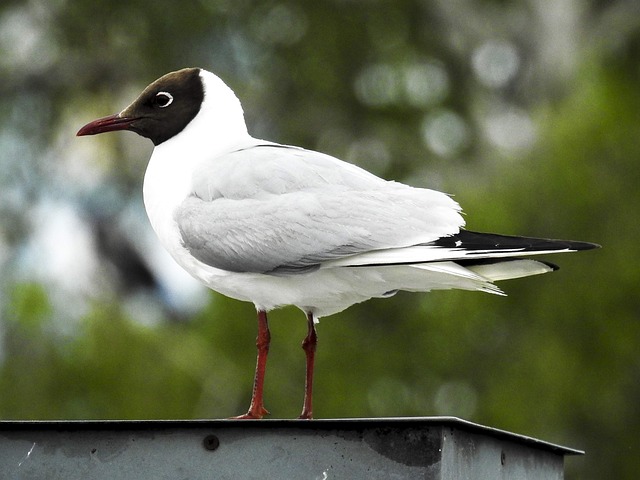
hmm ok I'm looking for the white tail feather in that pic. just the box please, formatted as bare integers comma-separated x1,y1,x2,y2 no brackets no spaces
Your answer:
466,259,555,282
321,245,574,269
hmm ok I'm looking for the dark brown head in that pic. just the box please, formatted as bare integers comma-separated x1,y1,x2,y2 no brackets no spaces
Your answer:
77,68,205,146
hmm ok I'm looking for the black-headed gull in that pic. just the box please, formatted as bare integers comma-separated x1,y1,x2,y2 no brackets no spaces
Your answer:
77,68,598,419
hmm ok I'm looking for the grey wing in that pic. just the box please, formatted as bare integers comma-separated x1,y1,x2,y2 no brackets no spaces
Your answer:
175,187,464,275
190,142,391,201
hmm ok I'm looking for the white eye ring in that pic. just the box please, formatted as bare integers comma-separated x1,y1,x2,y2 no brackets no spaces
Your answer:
156,91,173,108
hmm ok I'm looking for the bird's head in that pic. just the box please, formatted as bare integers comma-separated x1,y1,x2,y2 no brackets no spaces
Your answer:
77,68,246,146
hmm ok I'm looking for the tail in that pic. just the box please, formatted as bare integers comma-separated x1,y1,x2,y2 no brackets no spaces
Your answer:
323,229,599,285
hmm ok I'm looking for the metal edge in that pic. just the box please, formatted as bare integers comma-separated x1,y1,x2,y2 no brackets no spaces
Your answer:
0,417,583,455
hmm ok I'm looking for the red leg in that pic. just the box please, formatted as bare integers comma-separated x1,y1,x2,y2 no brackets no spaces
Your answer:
233,310,270,419
298,312,317,420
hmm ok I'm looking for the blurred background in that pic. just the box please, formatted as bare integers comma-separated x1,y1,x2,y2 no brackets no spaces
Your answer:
1,0,638,477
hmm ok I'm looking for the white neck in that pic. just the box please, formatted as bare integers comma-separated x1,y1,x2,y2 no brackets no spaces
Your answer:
142,69,252,254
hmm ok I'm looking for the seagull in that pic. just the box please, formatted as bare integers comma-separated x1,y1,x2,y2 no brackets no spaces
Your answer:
77,67,598,419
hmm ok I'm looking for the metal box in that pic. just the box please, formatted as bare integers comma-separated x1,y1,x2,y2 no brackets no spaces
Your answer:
0,417,581,479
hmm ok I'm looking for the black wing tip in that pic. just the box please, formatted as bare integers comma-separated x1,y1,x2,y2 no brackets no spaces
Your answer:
434,230,600,253
569,240,601,251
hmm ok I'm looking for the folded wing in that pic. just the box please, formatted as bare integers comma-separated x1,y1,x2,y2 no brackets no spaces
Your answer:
176,143,463,274
176,143,598,277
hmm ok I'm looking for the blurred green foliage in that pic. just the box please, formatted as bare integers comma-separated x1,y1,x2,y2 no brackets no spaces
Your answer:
1,1,639,478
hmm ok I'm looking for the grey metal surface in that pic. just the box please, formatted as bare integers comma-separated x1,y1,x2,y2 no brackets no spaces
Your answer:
0,417,581,480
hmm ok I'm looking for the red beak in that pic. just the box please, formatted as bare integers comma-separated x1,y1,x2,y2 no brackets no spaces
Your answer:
76,114,138,136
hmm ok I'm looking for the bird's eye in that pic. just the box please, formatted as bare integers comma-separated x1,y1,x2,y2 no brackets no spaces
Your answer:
155,92,173,108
